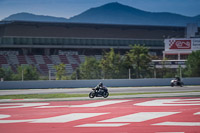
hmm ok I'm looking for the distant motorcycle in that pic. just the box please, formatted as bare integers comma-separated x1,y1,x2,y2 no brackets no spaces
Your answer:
170,79,184,87
89,87,109,98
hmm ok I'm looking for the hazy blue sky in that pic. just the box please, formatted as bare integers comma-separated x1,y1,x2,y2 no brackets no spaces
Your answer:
0,0,200,20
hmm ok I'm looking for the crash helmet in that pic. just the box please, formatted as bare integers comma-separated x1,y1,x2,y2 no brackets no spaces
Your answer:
99,82,103,87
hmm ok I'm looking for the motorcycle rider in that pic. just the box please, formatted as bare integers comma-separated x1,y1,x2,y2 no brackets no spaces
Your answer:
175,76,181,85
95,82,104,92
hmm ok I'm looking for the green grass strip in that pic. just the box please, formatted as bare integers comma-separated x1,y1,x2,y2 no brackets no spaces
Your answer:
0,93,88,99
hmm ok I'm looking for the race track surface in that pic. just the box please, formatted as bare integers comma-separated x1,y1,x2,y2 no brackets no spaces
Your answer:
0,86,200,95
0,97,200,133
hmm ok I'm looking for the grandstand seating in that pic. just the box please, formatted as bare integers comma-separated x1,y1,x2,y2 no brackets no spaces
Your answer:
17,55,27,64
43,55,52,64
59,55,69,64
0,54,94,76
0,55,8,65
39,64,49,74
27,55,37,64
51,55,61,64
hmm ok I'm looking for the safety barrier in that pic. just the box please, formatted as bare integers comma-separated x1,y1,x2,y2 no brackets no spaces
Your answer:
0,78,200,89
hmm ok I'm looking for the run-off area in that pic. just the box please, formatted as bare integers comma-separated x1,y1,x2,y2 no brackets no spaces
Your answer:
0,97,200,133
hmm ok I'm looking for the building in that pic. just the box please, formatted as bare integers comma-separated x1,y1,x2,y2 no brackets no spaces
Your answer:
0,21,187,75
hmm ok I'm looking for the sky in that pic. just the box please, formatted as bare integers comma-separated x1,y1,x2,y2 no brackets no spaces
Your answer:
0,0,200,20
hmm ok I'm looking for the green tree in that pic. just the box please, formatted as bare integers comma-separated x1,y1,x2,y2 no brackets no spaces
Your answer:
126,45,151,78
0,68,5,80
4,67,15,80
0,67,15,81
100,48,125,79
185,50,200,77
54,63,67,80
78,57,101,79
13,65,39,80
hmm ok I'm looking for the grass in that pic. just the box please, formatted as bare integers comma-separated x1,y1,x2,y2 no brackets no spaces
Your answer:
0,91,200,99
0,93,88,99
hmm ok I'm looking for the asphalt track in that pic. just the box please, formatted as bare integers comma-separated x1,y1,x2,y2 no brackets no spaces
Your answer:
0,86,200,95
0,97,200,133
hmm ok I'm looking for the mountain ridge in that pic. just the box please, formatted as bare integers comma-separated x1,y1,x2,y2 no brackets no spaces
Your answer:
2,2,200,26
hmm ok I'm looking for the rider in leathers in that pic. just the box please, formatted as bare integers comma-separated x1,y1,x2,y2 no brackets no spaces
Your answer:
95,82,104,92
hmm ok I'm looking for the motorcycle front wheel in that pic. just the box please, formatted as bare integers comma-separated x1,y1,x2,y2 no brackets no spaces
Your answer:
171,83,174,87
103,92,109,98
89,91,95,98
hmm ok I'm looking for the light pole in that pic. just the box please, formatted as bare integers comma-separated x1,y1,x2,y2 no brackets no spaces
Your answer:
129,68,131,79
49,70,51,80
22,69,24,81
179,65,182,79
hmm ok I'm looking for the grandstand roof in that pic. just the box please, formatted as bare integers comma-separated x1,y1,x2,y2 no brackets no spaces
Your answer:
0,21,185,39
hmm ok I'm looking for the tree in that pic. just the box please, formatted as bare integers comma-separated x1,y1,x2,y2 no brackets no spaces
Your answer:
185,50,200,77
54,63,67,80
4,67,15,81
126,45,151,78
13,65,39,80
100,48,126,79
0,68,5,80
78,57,101,79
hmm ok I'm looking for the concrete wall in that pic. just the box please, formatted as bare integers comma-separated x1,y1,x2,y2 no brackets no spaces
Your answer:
0,78,199,89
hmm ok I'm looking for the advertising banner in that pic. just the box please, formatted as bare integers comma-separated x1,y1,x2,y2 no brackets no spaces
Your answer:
165,38,200,51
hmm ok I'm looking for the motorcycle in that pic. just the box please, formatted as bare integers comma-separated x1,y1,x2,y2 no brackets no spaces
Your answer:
170,79,184,87
89,87,109,98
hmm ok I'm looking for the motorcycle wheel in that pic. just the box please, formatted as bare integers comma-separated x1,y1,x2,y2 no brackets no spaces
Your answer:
180,82,183,87
103,92,109,98
171,83,174,87
89,91,95,98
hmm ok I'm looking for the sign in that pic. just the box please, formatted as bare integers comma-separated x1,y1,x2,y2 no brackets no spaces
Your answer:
165,38,200,51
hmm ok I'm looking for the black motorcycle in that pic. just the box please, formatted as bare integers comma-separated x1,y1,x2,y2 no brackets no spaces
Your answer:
170,79,184,87
89,87,109,98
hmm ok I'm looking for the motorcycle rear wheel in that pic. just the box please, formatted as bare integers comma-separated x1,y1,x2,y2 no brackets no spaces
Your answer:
171,83,174,87
89,91,95,98
103,92,109,98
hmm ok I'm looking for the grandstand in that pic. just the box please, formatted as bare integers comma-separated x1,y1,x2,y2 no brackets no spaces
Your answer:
0,21,188,76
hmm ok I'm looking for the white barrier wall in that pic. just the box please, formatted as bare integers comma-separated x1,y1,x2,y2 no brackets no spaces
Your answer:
0,78,200,89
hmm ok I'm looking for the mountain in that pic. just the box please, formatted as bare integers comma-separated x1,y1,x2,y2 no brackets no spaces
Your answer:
3,2,200,26
3,12,68,22
69,2,200,26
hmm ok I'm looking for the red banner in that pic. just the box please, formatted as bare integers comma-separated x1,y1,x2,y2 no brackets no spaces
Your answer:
169,40,191,49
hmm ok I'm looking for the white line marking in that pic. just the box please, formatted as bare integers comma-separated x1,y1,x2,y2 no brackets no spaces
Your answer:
70,100,131,107
36,100,131,108
0,114,10,119
100,112,179,122
31,113,108,123
75,123,129,127
194,112,200,115
135,99,200,106
36,105,70,108
0,120,33,123
153,122,200,126
156,132,184,133
0,103,49,109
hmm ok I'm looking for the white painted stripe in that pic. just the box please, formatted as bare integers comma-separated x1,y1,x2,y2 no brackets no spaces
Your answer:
153,122,200,126
156,132,184,133
31,113,108,123
0,114,10,119
0,120,33,123
35,105,70,108
0,103,49,109
194,112,200,115
75,123,129,127
70,100,131,107
100,112,179,122
135,99,200,106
